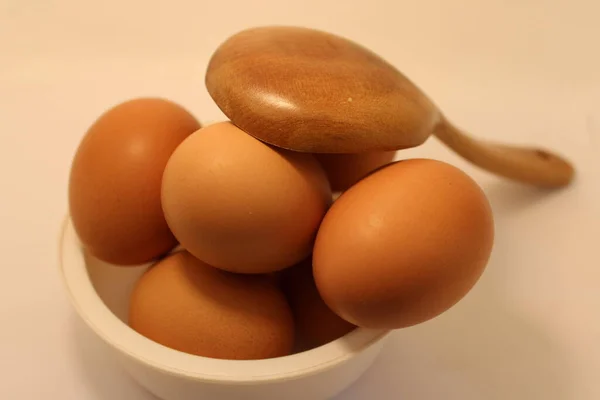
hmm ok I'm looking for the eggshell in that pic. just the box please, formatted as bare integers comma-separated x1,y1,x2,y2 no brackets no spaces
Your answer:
315,151,397,191
161,121,332,274
128,251,295,360
313,159,494,329
282,259,356,350
69,98,201,265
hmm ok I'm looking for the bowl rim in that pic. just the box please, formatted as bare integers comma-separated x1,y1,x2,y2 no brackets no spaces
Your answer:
59,215,390,384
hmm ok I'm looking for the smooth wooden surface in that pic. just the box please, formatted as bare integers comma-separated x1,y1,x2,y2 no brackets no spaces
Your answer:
2,1,599,399
206,26,438,153
206,26,575,187
434,119,575,187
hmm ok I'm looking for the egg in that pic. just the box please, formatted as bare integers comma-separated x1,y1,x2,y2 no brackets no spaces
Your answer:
313,159,494,329
282,259,356,349
128,251,295,360
161,121,332,274
315,151,397,191
69,98,201,265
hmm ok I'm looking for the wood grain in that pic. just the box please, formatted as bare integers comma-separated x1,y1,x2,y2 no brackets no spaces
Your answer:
205,26,438,153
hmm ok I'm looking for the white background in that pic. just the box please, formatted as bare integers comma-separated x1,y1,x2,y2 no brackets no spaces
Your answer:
1,0,599,399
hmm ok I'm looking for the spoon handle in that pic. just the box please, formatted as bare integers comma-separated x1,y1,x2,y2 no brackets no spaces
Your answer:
433,118,575,188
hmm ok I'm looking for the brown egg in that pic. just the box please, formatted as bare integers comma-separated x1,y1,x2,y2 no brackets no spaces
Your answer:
69,98,201,265
129,251,295,360
315,151,397,191
313,159,494,329
161,121,332,274
282,259,356,350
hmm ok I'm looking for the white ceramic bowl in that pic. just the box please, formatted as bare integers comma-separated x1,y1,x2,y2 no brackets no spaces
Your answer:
59,216,390,400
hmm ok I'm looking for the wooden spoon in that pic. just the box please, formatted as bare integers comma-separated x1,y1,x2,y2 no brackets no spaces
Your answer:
205,26,574,188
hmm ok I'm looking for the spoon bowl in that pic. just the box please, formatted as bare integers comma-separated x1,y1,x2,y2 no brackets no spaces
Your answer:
206,26,438,153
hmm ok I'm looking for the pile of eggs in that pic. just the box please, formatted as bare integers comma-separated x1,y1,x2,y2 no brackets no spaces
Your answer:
68,97,494,361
